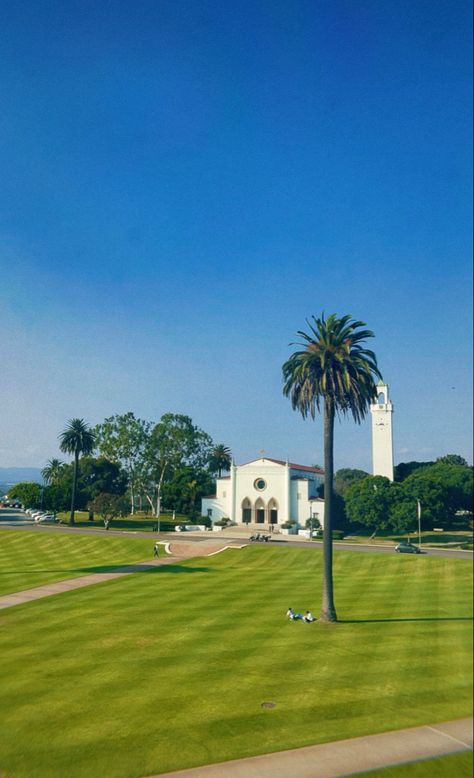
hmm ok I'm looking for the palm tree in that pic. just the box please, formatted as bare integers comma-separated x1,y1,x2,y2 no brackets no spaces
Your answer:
210,444,232,478
59,419,96,525
282,313,382,622
41,458,66,485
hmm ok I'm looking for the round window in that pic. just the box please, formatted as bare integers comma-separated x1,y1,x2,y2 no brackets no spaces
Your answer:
254,478,266,491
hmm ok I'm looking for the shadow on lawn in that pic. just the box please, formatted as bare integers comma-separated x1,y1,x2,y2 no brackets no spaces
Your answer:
0,564,212,575
340,616,473,624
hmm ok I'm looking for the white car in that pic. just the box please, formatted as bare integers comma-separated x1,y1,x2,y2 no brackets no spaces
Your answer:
31,511,45,519
36,514,58,523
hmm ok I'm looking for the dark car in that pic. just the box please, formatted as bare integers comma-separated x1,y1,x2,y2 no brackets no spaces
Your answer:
395,542,421,554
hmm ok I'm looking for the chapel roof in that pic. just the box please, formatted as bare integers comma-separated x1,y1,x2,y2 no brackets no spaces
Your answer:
240,457,324,474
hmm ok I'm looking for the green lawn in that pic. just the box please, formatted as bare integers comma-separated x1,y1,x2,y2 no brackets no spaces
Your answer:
0,530,153,595
353,751,473,777
0,543,472,778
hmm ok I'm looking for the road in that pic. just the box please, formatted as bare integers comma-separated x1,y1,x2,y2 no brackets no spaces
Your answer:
0,508,471,559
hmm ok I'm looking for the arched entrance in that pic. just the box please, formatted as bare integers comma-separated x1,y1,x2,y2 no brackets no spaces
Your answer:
241,498,252,525
254,497,265,524
268,498,279,525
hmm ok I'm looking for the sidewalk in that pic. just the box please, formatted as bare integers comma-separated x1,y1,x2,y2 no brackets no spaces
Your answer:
151,717,473,778
0,538,239,610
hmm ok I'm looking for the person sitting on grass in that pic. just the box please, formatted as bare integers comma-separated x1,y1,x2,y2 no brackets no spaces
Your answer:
303,611,315,623
287,607,303,620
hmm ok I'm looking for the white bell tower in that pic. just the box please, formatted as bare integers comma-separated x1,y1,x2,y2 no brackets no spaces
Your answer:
370,381,394,481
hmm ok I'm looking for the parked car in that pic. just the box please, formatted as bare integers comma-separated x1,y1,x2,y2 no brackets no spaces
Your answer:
395,542,421,554
36,514,58,523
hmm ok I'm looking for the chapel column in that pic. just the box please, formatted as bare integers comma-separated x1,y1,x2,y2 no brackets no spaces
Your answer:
285,459,291,523
230,460,237,522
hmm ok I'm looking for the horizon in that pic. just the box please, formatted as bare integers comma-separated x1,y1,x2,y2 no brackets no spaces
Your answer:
2,1,472,470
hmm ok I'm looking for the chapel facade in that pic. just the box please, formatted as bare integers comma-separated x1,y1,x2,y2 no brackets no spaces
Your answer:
201,457,325,529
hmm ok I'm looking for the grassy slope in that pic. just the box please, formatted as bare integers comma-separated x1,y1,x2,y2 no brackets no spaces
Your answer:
0,545,472,778
0,530,153,595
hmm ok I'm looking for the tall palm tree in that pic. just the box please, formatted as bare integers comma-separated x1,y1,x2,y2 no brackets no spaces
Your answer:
210,444,232,478
41,458,66,485
282,313,382,622
59,419,96,525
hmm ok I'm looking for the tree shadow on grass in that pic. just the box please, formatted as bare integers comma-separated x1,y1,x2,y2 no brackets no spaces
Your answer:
339,616,473,624
0,564,212,576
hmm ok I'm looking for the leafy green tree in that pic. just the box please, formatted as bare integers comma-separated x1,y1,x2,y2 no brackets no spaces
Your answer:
143,414,214,518
59,419,96,525
209,444,232,477
162,466,214,518
345,476,395,535
401,462,473,527
436,454,468,467
283,312,382,622
94,412,151,514
87,493,129,529
394,460,433,482
79,457,128,500
7,482,42,508
334,468,370,497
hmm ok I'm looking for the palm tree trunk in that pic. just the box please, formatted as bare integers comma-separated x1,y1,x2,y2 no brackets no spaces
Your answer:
320,397,337,622
69,451,78,525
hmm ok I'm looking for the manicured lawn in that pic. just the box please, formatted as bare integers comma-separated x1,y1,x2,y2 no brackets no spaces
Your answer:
0,545,472,778
0,530,153,595
353,751,473,777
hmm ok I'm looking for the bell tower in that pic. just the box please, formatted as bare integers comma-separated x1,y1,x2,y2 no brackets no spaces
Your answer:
370,381,394,481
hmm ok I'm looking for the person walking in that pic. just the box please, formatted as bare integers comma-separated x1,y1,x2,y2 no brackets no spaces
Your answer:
153,542,160,558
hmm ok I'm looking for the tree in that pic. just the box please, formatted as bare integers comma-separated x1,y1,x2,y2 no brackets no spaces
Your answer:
142,414,214,518
436,454,468,467
59,419,96,525
394,460,434,482
7,482,42,508
94,413,151,514
87,493,129,529
283,313,382,622
334,468,370,497
401,462,473,527
209,444,232,477
161,466,214,517
41,459,66,485
345,476,395,534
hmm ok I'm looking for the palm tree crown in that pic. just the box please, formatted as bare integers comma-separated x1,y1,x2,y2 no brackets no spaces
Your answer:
282,313,382,623
282,313,382,423
59,419,96,458
41,458,66,485
210,444,232,478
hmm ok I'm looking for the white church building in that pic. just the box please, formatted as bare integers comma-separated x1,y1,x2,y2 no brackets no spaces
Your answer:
201,457,325,529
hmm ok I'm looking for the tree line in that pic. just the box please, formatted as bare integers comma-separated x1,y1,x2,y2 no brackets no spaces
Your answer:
9,413,232,525
333,454,473,535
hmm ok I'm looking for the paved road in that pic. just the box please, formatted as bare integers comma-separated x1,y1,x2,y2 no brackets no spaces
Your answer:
0,509,471,559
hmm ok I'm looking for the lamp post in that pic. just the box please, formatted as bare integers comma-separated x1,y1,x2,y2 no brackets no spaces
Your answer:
417,500,422,548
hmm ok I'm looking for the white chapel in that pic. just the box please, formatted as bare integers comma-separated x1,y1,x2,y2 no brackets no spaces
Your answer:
201,457,325,529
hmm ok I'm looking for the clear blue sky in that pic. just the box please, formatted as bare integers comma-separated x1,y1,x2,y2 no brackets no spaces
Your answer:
1,0,472,471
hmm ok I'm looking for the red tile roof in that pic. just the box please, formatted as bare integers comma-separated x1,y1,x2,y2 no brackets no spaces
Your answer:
240,457,324,474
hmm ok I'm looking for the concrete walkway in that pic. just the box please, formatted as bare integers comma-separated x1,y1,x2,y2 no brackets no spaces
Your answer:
0,538,242,610
151,717,473,778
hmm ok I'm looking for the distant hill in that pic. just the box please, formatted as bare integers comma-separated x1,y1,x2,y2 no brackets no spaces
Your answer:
0,467,43,487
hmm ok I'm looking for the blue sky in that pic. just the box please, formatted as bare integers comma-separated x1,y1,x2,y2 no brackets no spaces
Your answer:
1,0,472,471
